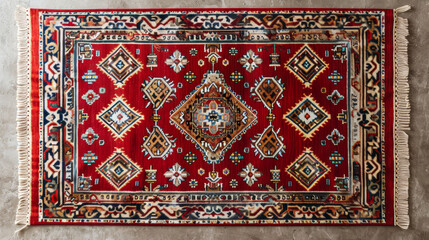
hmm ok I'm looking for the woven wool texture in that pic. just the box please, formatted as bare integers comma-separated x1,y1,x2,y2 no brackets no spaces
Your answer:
16,7,410,228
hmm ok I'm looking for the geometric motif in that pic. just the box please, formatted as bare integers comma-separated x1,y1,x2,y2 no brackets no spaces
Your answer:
229,71,243,83
164,162,189,187
239,163,261,186
229,152,243,165
165,50,188,73
328,70,343,85
332,44,348,62
326,129,345,145
97,149,141,190
81,151,98,165
141,77,175,110
252,76,284,110
329,151,344,167
81,70,98,84
141,126,175,159
97,96,143,140
334,176,349,191
98,45,141,88
78,109,89,124
81,89,100,105
189,179,198,188
286,45,328,87
184,71,197,83
239,49,262,73
284,96,331,139
141,76,176,160
77,43,93,62
184,152,197,165
77,175,92,191
327,90,344,105
251,126,285,160
170,71,257,163
337,110,348,124
81,128,99,145
251,76,285,160
286,148,330,190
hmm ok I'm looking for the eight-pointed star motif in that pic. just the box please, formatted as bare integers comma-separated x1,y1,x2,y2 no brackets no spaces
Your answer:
239,49,263,73
239,163,262,186
165,50,189,73
164,163,189,187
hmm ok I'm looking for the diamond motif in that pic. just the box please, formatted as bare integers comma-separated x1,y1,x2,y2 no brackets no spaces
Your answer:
97,96,143,140
142,126,175,159
252,126,285,159
170,71,257,163
284,96,330,139
253,76,284,110
286,148,329,190
327,90,344,105
327,128,345,145
99,45,141,87
286,45,327,87
141,77,175,110
97,149,141,190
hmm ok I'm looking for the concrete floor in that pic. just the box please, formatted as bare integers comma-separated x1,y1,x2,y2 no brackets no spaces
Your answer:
1,0,428,239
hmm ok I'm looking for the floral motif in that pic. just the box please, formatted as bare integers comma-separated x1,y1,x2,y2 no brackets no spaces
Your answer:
239,49,262,73
82,89,100,105
189,179,198,188
164,163,189,187
189,48,198,56
239,163,262,186
81,128,99,145
165,50,188,73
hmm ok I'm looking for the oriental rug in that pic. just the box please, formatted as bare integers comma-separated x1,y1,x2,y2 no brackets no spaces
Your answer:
16,6,410,228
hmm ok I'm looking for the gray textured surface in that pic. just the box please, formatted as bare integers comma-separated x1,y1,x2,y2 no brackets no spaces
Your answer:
0,0,428,239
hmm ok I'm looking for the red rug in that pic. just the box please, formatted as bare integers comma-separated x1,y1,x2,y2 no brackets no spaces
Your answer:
16,7,410,228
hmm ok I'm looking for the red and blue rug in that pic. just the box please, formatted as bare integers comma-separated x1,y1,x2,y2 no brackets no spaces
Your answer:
16,7,410,228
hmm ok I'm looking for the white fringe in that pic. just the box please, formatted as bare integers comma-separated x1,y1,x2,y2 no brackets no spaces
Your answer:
394,5,410,230
15,5,31,228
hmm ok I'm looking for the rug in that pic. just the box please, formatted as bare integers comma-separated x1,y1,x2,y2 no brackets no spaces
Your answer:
15,6,410,228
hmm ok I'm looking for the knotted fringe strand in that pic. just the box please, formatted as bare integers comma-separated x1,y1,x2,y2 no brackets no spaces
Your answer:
15,5,31,231
394,5,410,230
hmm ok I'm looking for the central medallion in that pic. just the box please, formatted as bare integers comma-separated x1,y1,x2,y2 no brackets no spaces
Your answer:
170,71,257,163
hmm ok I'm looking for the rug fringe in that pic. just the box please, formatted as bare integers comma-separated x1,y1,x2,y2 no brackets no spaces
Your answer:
15,5,31,228
394,7,410,230
396,5,411,13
